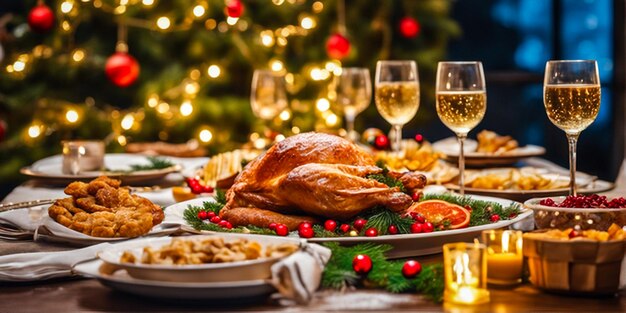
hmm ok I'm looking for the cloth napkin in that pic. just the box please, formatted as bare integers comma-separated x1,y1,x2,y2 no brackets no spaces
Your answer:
270,241,332,305
0,243,111,282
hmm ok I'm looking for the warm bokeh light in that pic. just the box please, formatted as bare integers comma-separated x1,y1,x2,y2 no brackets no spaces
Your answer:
65,109,79,123
279,110,291,121
291,126,300,134
28,125,42,138
156,16,171,30
61,1,74,14
300,17,316,30
325,113,338,126
260,30,274,47
142,0,154,6
180,100,193,116
227,17,238,25
270,59,284,72
199,128,213,143
72,49,85,62
312,1,324,13
184,82,199,94
207,65,221,78
156,102,170,114
147,95,159,108
316,98,330,112
121,114,135,130
117,135,127,146
193,5,206,17
13,61,25,72
275,134,285,142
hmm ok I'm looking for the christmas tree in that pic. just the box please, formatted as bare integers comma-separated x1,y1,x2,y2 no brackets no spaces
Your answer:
0,0,459,185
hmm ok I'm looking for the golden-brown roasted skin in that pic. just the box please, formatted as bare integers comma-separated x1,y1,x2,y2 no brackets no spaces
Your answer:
220,132,426,229
48,176,163,238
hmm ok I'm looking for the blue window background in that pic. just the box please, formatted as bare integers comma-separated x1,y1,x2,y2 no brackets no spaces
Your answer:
441,0,618,180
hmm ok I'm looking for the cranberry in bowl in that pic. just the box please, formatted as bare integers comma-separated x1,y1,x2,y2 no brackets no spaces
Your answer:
524,195,626,231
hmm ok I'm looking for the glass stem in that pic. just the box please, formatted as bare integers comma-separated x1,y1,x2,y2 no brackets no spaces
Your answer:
566,133,580,196
458,134,467,196
393,124,402,152
345,113,356,142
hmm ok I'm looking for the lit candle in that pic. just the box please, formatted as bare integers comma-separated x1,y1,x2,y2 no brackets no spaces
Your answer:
483,230,523,285
443,243,490,305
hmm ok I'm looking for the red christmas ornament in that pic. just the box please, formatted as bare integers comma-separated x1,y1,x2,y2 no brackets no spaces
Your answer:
352,254,373,274
324,220,338,232
374,135,389,150
207,211,216,219
423,222,434,233
326,33,351,60
105,52,140,87
197,210,208,220
210,216,221,224
410,222,423,234
388,225,398,235
28,4,55,33
275,224,289,236
414,133,424,143
402,260,422,278
339,224,350,233
399,17,420,39
298,222,313,232
365,228,378,237
225,0,244,18
218,220,229,228
299,226,314,238
353,218,367,231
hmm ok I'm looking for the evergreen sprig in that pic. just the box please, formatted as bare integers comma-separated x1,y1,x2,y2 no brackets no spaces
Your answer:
128,157,175,171
366,160,407,193
362,206,414,234
322,242,444,302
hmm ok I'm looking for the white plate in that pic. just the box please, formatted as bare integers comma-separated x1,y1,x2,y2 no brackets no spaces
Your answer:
72,259,275,301
20,153,182,184
168,195,532,258
97,234,303,282
433,137,545,166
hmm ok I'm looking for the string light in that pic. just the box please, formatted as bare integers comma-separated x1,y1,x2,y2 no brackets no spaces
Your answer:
300,16,316,30
207,65,221,78
325,113,338,126
270,59,284,72
316,98,330,112
13,60,26,72
226,17,239,25
121,114,135,130
279,109,291,121
272,0,285,5
291,126,300,134
184,81,199,94
142,0,154,6
156,102,170,114
61,21,71,31
193,5,206,18
260,30,274,47
312,1,324,13
275,134,285,142
147,95,159,108
117,135,127,146
189,69,201,80
65,109,79,123
72,49,85,62
61,1,74,14
310,68,330,81
199,128,213,143
205,19,217,30
180,100,193,116
156,17,171,30
114,5,126,15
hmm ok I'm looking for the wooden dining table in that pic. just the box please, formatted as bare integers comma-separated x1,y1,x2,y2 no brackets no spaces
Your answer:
2,168,626,312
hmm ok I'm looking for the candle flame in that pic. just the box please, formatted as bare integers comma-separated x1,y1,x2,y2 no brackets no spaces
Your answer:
502,231,510,253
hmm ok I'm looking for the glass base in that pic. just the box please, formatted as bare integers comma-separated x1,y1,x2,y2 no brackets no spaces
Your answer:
444,288,490,305
488,277,522,287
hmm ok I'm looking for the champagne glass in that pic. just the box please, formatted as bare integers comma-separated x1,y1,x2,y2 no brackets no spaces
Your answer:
250,70,288,145
543,60,600,195
375,60,420,152
335,67,371,142
436,61,486,195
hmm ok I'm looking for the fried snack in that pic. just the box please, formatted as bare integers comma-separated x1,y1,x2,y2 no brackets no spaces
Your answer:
377,141,440,172
533,224,625,241
476,130,518,154
120,237,298,265
48,176,163,238
465,168,568,190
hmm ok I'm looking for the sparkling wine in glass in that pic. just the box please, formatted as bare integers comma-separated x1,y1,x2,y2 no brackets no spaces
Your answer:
335,68,371,142
436,61,486,195
543,60,600,195
250,70,288,143
375,61,420,152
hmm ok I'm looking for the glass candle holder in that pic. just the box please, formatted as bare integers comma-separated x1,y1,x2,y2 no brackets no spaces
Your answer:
443,242,490,305
62,140,105,175
482,230,523,285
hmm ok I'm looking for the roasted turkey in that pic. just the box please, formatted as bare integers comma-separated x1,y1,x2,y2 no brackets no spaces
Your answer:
220,132,427,230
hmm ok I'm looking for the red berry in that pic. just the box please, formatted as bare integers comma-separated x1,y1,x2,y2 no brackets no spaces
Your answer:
490,214,501,223
299,226,315,238
352,254,373,274
203,185,214,193
353,219,367,231
365,228,378,237
210,216,221,224
402,260,422,278
412,192,421,202
414,134,424,143
568,229,581,239
218,220,229,228
410,213,426,224
410,222,423,233
298,222,313,232
324,220,338,232
225,222,233,229
268,222,278,230
340,224,351,233
190,184,204,194
197,210,208,220
388,225,398,235
275,224,289,236
207,211,216,219
422,222,434,233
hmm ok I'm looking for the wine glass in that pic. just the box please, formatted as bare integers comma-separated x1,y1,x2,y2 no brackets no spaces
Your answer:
250,70,288,143
335,67,371,142
436,61,486,195
543,60,600,195
374,61,420,152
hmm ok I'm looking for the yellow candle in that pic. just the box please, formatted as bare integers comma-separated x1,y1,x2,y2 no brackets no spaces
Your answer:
487,252,523,282
443,243,490,305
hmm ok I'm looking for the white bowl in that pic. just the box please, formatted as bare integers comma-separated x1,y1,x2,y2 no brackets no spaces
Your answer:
524,197,626,231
